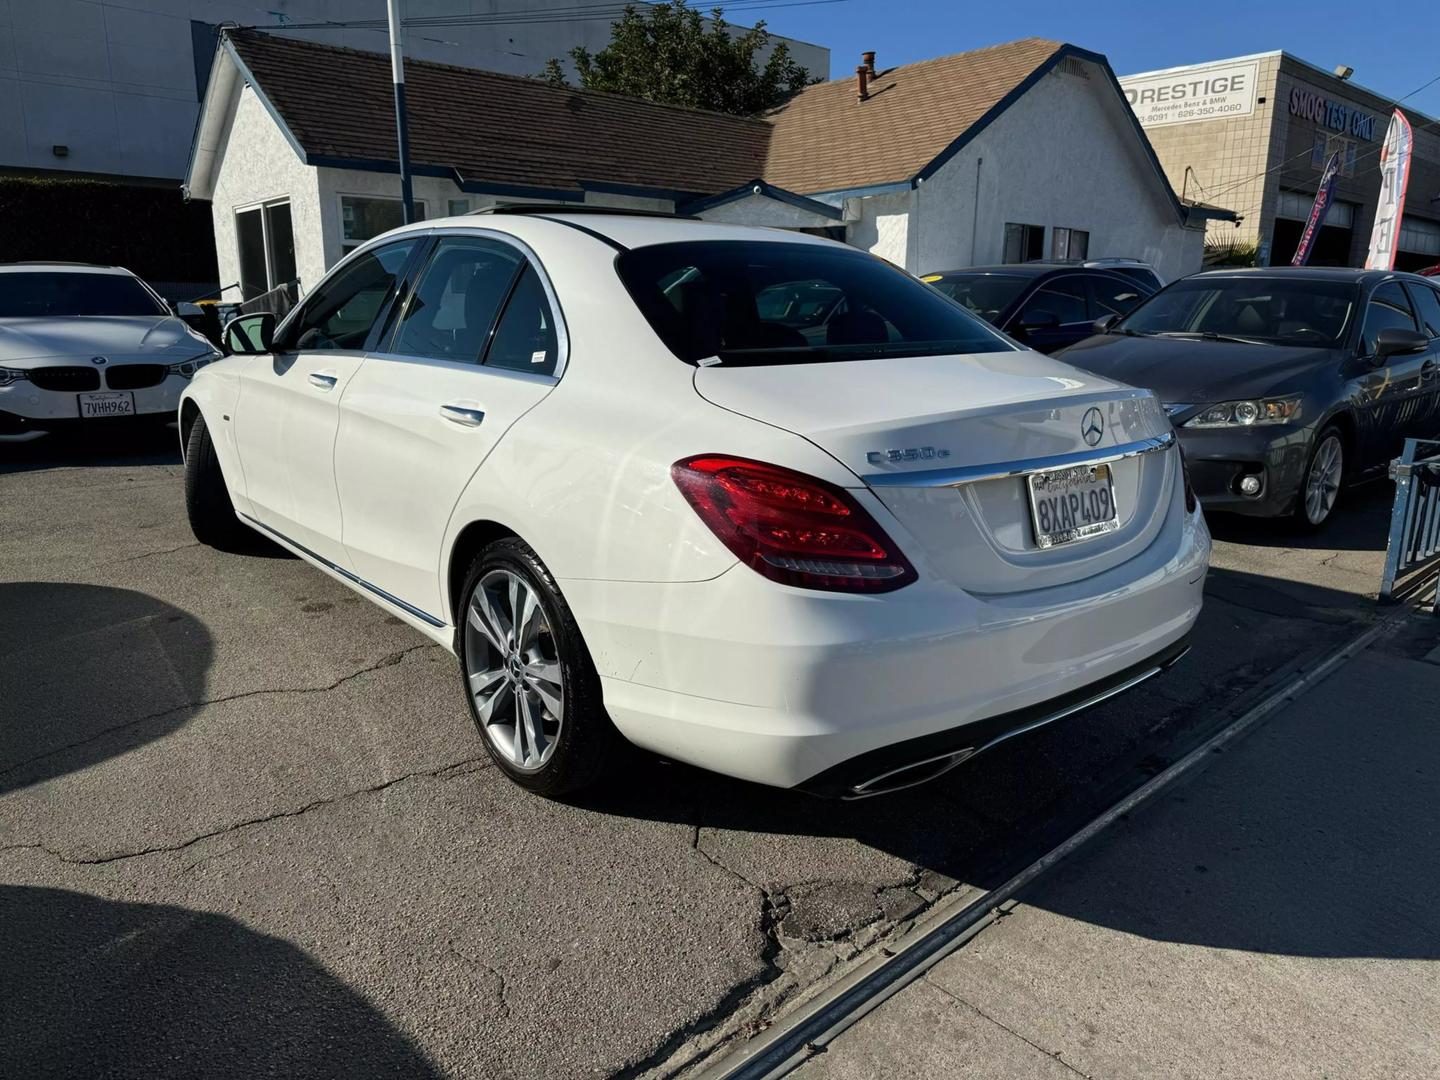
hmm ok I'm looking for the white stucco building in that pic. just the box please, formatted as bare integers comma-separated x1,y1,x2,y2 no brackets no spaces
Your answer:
185,32,1226,303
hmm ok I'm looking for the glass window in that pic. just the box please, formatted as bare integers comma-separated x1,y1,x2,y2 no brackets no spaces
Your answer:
1018,278,1088,325
1405,283,1440,338
281,239,418,352
265,202,296,290
927,273,1031,324
486,265,559,376
448,198,471,217
236,207,268,300
390,237,522,364
1051,227,1089,260
1088,274,1149,317
753,279,846,329
1003,223,1044,264
0,272,165,317
1363,281,1418,354
341,196,425,254
615,240,1013,367
1118,276,1360,347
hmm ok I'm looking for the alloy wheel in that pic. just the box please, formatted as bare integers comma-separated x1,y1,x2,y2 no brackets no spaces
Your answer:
1304,434,1343,525
463,568,564,772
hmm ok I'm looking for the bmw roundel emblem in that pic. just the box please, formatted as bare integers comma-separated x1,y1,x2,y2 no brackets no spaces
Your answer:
91,355,108,366
1081,407,1104,447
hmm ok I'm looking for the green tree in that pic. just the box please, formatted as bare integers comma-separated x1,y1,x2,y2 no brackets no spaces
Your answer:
543,3,813,117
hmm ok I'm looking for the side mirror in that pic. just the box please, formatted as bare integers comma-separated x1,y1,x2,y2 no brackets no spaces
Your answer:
1019,309,1060,331
1374,327,1429,361
222,312,276,355
1092,314,1120,334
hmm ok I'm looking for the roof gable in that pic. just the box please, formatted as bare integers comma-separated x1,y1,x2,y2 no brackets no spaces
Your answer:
762,39,1065,194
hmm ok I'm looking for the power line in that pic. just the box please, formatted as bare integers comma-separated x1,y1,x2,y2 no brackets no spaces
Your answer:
240,0,849,33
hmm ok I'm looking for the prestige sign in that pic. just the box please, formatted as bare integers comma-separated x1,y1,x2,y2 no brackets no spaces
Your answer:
1120,60,1259,128
1288,88,1376,140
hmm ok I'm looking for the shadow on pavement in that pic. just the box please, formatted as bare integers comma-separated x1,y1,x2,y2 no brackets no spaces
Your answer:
0,583,212,794
0,422,182,476
1206,479,1392,553
575,566,1382,903
0,886,442,1079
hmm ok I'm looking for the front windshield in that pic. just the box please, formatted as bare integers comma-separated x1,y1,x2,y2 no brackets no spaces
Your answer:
1117,276,1358,347
0,272,166,318
926,273,1032,325
617,241,1015,366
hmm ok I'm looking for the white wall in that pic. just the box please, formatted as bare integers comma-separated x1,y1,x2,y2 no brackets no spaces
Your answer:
209,84,324,299
0,0,827,183
901,61,1204,280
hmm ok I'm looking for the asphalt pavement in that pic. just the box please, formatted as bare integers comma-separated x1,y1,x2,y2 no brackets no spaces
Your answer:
0,426,1406,1079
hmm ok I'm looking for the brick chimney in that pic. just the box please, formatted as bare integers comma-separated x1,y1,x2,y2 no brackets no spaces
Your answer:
862,50,876,77
855,64,869,102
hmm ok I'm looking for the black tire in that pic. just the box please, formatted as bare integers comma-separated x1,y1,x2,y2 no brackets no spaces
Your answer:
455,537,622,796
184,412,251,550
1292,424,1345,531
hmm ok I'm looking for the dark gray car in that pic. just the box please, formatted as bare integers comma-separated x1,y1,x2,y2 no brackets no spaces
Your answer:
1056,267,1440,527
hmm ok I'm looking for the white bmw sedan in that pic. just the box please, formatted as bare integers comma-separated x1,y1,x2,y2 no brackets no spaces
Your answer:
0,263,220,440
181,210,1209,798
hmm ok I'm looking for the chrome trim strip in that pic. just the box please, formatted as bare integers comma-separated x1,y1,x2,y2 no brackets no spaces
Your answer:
239,513,446,628
863,430,1175,489
843,656,1177,799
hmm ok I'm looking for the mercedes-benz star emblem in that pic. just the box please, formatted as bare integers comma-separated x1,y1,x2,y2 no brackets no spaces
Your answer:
1081,407,1104,447
90,356,108,366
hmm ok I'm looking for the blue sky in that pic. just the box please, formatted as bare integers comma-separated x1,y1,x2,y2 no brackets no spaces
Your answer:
754,0,1440,117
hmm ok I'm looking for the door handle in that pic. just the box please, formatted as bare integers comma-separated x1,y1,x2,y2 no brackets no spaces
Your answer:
307,372,338,391
439,405,486,428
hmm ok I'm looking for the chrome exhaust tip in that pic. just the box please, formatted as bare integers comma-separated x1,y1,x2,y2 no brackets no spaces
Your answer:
844,747,977,799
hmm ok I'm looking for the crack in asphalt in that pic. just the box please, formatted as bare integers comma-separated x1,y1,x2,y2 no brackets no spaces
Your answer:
0,643,440,780
82,540,203,572
925,977,1095,1079
0,755,491,867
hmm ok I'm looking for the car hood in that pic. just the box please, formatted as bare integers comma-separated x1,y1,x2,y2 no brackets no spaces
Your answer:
0,316,211,364
1057,334,1335,403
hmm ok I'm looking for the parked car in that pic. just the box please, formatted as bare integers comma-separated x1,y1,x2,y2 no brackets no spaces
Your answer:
1057,267,1440,527
182,210,1208,798
921,263,1158,353
1030,257,1165,291
1418,264,1440,278
0,262,219,441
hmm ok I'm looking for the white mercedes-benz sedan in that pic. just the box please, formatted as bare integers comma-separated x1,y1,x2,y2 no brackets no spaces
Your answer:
0,263,220,441
181,209,1209,798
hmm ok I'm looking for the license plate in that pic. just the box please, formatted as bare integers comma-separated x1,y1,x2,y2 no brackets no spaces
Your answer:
78,392,135,418
1026,462,1119,548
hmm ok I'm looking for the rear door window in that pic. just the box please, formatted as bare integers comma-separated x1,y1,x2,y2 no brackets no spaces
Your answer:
1405,282,1440,339
389,237,522,364
1016,278,1088,325
484,265,560,376
1088,274,1149,317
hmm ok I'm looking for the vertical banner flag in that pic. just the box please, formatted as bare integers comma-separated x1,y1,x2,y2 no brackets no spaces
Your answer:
1292,150,1342,266
1364,109,1414,270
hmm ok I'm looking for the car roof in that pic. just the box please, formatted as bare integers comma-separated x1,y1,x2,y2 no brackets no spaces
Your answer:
925,263,1132,279
1191,266,1424,285
0,262,133,275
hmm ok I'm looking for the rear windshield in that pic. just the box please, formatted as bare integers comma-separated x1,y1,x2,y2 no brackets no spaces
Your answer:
616,241,1014,366
1117,276,1358,347
0,272,165,318
925,273,1032,324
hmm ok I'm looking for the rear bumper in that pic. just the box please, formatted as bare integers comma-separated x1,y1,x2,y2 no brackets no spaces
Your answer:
563,492,1209,791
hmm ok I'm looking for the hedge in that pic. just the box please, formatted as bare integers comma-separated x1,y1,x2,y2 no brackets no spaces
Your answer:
0,177,218,285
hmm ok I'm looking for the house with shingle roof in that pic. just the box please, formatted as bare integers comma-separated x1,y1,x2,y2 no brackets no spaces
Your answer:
184,30,1228,302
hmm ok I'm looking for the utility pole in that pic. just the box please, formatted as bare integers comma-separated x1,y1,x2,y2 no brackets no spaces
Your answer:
386,0,415,223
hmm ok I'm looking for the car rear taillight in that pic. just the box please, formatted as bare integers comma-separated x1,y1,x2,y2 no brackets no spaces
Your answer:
1177,445,1197,514
671,455,917,593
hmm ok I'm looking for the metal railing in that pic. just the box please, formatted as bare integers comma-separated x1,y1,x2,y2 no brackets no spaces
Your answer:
1381,438,1440,608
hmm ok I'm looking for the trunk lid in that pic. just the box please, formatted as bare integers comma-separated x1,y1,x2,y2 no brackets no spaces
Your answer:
694,351,1179,594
